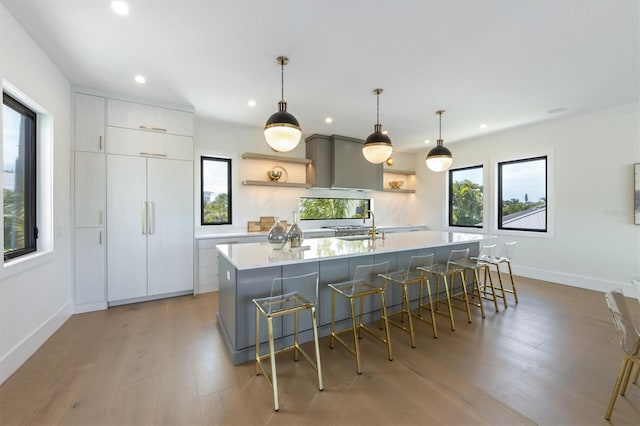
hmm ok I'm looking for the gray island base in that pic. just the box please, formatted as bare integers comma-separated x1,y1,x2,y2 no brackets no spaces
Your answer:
216,230,494,365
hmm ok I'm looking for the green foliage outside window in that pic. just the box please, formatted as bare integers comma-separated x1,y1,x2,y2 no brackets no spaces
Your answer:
450,179,483,226
299,197,369,220
203,193,229,224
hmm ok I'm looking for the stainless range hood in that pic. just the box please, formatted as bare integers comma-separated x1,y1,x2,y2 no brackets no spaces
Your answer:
305,134,383,191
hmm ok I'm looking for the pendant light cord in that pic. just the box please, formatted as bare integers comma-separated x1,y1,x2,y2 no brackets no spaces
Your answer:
376,91,380,125
439,112,442,139
281,59,284,102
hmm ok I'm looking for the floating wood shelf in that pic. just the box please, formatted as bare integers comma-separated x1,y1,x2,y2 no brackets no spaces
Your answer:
242,180,312,189
382,188,416,193
383,168,416,175
242,152,311,164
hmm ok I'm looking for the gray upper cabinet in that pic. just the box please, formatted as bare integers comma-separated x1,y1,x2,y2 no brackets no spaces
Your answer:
305,134,383,191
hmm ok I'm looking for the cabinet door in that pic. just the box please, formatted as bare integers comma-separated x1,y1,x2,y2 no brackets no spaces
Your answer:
107,99,193,137
146,158,194,296
106,126,193,160
74,152,105,228
74,228,106,305
74,93,105,152
107,155,148,302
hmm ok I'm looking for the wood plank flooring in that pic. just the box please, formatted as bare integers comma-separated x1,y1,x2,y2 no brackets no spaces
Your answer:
1,274,639,425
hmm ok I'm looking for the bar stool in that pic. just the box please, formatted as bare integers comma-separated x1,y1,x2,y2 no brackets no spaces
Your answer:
329,261,392,374
479,241,518,307
452,244,500,314
380,254,438,347
417,249,472,331
253,272,323,411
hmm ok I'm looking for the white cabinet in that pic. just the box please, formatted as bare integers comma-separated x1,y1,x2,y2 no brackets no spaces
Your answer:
106,126,192,160
74,151,105,228
107,99,193,137
74,93,105,152
74,228,106,305
107,154,193,302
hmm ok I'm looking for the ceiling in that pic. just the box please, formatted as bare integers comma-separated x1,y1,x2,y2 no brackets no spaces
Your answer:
2,0,638,151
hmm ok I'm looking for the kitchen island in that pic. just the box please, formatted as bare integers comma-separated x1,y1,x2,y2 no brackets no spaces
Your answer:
217,230,493,364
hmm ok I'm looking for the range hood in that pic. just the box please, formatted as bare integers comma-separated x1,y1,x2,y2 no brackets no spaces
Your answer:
305,134,383,191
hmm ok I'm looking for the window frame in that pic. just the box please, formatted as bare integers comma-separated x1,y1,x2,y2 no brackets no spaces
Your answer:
200,156,232,226
497,155,548,233
448,164,484,229
3,92,38,261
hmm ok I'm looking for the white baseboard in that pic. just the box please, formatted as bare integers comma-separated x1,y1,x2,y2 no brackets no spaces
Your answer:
0,300,72,385
514,265,636,296
74,301,107,314
196,284,217,294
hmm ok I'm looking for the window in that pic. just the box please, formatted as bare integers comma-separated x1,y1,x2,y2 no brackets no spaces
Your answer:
3,93,37,260
498,156,547,232
299,197,370,220
448,165,483,228
201,156,232,225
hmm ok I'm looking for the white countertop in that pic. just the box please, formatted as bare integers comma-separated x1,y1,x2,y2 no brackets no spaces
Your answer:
217,230,493,270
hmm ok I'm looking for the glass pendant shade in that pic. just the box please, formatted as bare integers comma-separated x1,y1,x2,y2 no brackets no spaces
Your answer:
363,124,393,163
426,140,453,172
264,101,302,152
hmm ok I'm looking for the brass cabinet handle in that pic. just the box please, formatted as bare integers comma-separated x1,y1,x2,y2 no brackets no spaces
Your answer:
139,125,167,132
139,152,167,157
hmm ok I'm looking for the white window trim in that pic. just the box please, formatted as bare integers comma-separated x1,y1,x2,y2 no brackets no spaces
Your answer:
1,80,54,278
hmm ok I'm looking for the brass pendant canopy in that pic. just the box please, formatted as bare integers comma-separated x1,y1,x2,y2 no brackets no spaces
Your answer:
362,88,393,164
264,56,302,152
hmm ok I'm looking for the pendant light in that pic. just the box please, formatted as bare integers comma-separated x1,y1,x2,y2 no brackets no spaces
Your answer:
426,110,453,172
264,56,302,152
362,88,393,164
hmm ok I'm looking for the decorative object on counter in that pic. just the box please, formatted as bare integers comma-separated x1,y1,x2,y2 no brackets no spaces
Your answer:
362,88,393,164
247,221,262,232
267,217,288,249
287,211,304,248
388,180,404,189
267,165,288,182
264,56,302,152
386,157,394,166
426,110,453,172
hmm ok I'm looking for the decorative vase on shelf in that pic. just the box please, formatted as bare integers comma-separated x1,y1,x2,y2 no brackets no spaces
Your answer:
287,211,304,248
267,217,288,250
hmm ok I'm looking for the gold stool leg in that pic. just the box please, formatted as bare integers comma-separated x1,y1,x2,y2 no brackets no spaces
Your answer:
350,298,362,374
267,316,279,411
423,277,438,338
255,307,261,376
358,295,365,338
380,291,393,361
457,271,472,323
494,264,508,309
620,356,635,396
330,290,336,349
294,311,299,361
605,357,631,420
484,265,499,313
442,275,456,331
472,268,486,318
633,363,639,384
507,261,518,303
311,307,324,391
402,283,416,348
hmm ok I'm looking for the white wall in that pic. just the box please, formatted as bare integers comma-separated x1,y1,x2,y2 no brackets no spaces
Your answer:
194,117,421,235
0,4,72,384
414,103,640,293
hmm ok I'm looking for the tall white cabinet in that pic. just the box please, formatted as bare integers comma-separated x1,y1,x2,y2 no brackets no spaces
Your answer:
73,90,194,312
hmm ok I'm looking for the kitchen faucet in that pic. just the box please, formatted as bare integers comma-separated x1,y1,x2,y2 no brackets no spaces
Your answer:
364,209,384,240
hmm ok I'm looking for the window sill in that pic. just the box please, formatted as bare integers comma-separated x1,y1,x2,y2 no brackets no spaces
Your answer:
1,250,54,280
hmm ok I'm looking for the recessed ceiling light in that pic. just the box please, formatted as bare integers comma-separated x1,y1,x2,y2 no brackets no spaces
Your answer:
111,1,129,15
548,107,567,114
325,117,333,124
480,123,488,129
134,75,146,84
248,100,256,107
382,130,388,135
424,139,430,144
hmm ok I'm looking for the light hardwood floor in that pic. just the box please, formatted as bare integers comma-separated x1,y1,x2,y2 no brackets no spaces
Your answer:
1,274,639,425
